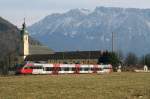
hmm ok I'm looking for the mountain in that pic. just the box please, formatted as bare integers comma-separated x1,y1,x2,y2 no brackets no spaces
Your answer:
0,17,41,61
28,7,150,56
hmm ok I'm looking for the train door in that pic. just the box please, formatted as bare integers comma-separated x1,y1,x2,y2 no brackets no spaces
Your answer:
93,65,98,73
75,64,80,74
43,64,53,74
52,64,60,74
32,66,43,74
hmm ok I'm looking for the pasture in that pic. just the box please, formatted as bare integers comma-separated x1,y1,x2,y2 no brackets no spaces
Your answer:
0,73,150,99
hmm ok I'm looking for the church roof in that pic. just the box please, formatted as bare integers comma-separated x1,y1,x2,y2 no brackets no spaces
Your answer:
25,50,103,61
29,45,54,55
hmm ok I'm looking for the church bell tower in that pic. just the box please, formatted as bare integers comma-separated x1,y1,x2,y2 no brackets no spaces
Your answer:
20,18,29,59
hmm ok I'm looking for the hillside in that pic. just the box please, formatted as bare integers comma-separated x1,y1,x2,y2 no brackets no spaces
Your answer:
28,7,150,56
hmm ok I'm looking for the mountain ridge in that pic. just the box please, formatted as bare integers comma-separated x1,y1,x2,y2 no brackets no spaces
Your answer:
28,7,150,56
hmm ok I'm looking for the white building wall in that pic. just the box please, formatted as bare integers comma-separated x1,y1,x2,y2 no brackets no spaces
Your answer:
23,33,29,59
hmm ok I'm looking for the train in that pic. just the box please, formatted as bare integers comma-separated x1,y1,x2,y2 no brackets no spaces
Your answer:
18,63,113,75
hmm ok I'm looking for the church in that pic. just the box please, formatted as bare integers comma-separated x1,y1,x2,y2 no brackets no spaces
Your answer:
19,20,53,62
20,21,104,65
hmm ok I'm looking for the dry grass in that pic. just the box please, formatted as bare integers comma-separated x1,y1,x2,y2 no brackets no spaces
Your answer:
0,73,150,99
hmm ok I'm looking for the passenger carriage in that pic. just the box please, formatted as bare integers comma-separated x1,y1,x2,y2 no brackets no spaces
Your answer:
19,63,112,74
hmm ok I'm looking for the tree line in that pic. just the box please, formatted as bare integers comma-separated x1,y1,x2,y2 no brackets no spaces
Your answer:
0,49,21,75
0,50,150,75
99,51,150,71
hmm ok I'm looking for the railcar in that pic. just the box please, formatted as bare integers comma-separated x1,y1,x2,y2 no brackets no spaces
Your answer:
19,63,112,74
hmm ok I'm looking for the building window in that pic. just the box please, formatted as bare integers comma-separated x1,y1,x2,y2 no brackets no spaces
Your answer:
82,61,85,64
63,61,68,64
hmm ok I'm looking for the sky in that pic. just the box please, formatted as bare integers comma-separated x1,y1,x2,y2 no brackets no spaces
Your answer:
1,0,150,27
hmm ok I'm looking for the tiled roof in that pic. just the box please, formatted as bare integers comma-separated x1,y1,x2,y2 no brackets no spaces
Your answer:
25,50,103,61
29,45,54,55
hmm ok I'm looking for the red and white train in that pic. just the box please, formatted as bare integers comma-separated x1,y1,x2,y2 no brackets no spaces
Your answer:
18,63,112,74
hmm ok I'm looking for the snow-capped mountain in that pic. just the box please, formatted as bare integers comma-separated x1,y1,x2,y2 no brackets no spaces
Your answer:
28,7,150,56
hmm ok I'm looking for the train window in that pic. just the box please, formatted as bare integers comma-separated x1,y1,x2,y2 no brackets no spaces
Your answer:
91,67,99,71
29,66,33,69
96,68,100,71
58,67,61,71
33,66,38,69
52,67,61,71
103,67,109,69
36,67,39,69
45,67,52,71
24,66,32,69
69,68,72,71
99,68,102,71
88,68,91,71
80,68,84,71
52,67,55,71
64,67,69,71
72,67,75,71
33,66,42,69
24,67,28,69
84,67,89,71
38,66,42,69
61,67,64,71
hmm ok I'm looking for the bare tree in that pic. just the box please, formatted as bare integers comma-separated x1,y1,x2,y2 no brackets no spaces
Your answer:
125,52,138,66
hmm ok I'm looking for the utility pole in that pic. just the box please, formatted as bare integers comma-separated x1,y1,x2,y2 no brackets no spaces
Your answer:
115,32,119,58
88,51,91,64
112,32,114,52
62,51,64,64
144,54,145,65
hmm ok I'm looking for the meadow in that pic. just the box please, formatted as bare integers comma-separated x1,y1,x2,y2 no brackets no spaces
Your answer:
0,73,150,99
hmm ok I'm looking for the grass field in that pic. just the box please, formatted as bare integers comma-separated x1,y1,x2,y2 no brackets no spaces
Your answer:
0,73,150,99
